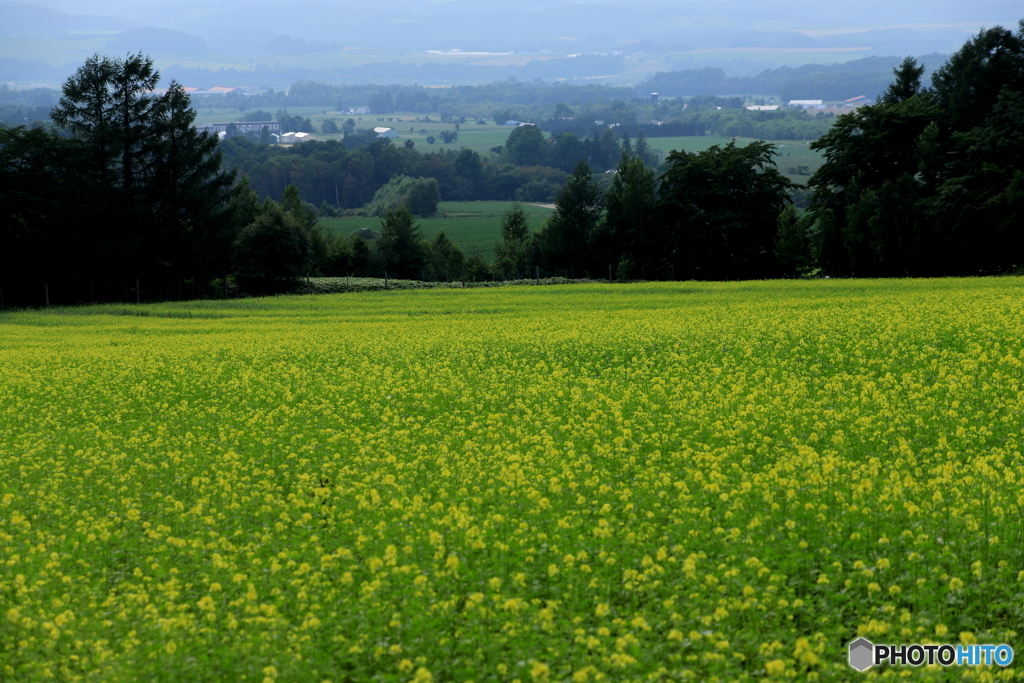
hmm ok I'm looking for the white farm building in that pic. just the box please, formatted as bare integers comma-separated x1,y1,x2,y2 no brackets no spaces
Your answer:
277,131,313,144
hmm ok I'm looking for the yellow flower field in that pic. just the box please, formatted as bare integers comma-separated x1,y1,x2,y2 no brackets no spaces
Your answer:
1,279,1022,682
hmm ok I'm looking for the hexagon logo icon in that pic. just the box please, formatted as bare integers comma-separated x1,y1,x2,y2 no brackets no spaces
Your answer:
848,638,874,671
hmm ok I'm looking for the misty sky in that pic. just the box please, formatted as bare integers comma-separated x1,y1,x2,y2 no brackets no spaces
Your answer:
3,0,1021,87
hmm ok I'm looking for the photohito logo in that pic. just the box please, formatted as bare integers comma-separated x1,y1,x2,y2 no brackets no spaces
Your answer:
848,638,1014,671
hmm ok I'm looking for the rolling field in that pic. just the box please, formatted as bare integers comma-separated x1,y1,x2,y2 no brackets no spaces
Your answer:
320,201,555,256
2,278,1023,681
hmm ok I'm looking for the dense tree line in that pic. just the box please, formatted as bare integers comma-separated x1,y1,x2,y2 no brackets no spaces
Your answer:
539,101,833,142
219,135,572,208
1,54,241,307
803,23,1024,277
487,143,794,281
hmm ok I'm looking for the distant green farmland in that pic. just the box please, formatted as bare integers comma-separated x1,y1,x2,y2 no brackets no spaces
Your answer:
319,201,554,257
647,135,823,183
230,107,821,173
229,107,821,183
267,111,516,154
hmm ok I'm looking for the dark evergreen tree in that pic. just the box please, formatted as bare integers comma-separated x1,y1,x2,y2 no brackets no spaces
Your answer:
538,159,602,275
494,202,532,278
349,234,373,276
376,205,425,279
424,231,465,281
50,54,118,187
604,154,657,278
150,83,237,280
48,54,237,285
774,205,813,278
281,183,318,230
879,57,925,105
0,127,83,299
634,130,658,168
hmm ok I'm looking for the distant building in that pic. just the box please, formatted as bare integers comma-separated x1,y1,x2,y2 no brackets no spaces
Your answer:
789,100,823,108
650,92,659,103
196,121,280,136
504,120,522,126
746,105,780,111
279,131,313,144
374,127,399,138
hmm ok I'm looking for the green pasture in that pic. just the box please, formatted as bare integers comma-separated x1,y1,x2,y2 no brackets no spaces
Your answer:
320,201,554,256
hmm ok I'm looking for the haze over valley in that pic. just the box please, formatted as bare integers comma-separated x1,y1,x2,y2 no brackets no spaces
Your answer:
2,0,1019,88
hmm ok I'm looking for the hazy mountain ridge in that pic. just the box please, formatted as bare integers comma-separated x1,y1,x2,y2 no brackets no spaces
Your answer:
0,1,136,35
0,0,1015,87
